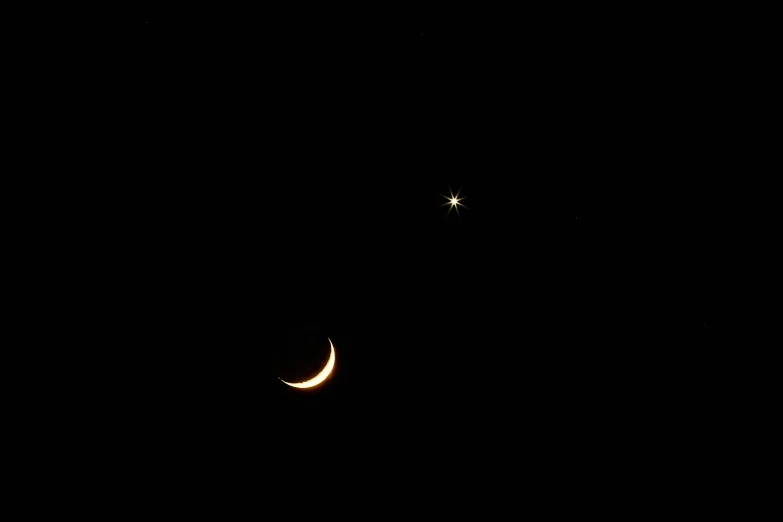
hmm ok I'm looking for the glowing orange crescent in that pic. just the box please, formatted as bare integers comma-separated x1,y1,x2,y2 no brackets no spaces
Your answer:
279,338,336,389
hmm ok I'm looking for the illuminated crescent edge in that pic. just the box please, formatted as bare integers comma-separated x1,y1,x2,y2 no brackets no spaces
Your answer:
279,338,336,389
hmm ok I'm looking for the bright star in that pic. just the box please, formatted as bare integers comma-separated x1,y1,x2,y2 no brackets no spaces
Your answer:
441,187,467,217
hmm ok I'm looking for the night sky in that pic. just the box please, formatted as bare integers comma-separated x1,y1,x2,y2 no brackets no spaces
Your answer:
31,17,731,507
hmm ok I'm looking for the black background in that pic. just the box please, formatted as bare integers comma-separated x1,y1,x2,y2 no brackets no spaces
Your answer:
21,13,734,507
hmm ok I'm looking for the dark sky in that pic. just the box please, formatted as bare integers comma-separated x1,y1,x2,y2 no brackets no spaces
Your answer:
37,18,729,504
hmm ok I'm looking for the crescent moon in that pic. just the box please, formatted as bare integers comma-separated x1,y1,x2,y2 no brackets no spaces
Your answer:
279,338,336,389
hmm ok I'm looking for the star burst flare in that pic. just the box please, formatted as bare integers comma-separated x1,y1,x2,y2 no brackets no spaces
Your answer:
441,187,467,217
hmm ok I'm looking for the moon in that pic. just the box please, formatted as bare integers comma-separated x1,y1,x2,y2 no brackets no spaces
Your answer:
279,338,336,389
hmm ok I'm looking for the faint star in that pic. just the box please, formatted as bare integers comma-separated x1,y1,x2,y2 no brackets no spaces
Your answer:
441,187,467,217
